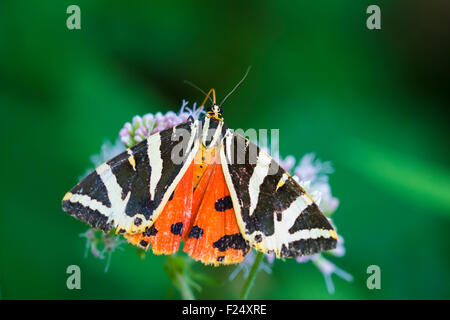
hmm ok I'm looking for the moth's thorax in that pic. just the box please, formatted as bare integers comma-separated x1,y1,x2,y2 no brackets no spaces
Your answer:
206,104,223,121
200,116,225,149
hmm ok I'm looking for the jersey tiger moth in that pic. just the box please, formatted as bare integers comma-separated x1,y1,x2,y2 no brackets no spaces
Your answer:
62,89,337,265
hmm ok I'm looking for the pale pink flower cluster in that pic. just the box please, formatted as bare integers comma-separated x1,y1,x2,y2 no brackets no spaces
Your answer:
119,100,204,148
79,229,125,273
295,153,339,215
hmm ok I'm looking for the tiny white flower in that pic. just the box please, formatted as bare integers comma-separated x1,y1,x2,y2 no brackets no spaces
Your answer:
229,250,273,281
80,228,125,273
313,256,353,294
295,152,333,183
132,115,143,127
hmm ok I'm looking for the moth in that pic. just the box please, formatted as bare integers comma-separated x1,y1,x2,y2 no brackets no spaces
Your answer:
62,88,337,265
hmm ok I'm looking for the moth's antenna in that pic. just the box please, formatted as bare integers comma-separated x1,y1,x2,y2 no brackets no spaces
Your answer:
183,80,214,105
201,89,216,107
219,66,252,107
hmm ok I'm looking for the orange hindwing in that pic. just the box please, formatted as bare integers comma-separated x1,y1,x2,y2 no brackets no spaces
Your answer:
125,146,250,265
124,163,194,254
183,159,250,266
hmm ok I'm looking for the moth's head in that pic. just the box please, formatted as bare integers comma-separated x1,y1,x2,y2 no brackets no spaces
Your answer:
206,104,223,122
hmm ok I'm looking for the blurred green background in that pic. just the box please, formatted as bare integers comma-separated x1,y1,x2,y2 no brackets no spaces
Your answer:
1,0,449,299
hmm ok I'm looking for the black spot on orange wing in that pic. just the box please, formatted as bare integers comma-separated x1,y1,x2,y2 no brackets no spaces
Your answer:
170,222,183,236
134,217,142,226
217,256,225,262
214,196,233,212
212,233,250,255
143,225,158,236
169,191,174,201
140,240,149,247
188,225,204,239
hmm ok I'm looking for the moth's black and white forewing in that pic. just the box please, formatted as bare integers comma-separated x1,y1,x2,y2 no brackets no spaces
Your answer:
62,120,199,234
220,130,337,258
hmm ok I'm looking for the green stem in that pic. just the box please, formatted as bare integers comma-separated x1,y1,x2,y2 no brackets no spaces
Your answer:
239,251,264,300
176,272,195,300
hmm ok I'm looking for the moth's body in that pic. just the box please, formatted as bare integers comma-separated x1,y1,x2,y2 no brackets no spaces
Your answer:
62,91,337,266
